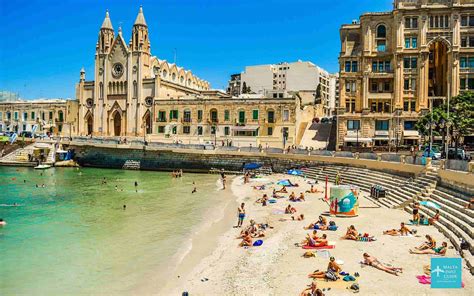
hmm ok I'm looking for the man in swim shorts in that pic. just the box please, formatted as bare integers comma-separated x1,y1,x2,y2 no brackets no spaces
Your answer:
237,203,246,227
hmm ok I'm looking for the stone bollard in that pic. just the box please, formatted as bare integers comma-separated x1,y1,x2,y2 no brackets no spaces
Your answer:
354,152,360,159
377,154,382,161
400,155,406,164
425,157,432,167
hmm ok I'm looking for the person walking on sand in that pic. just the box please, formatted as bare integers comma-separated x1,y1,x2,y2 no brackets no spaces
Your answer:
237,203,246,227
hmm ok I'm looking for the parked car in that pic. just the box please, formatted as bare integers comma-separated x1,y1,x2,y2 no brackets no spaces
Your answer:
422,146,441,160
448,148,466,160
34,134,48,139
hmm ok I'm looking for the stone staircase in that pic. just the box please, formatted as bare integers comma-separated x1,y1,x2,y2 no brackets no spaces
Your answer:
122,160,141,170
405,185,474,274
0,143,55,166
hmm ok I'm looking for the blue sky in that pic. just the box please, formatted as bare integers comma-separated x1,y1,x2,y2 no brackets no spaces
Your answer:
0,0,392,99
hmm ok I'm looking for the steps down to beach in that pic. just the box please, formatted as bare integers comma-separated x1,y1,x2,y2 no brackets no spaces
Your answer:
404,185,474,274
0,143,56,166
301,165,435,209
122,160,141,170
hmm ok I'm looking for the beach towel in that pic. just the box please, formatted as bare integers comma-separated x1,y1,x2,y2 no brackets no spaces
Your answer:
268,199,277,203
253,240,263,247
316,250,331,259
420,201,441,209
272,209,285,214
356,236,376,242
416,275,431,285
302,245,335,250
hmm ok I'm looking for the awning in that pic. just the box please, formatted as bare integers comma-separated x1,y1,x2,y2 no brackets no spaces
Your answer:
344,137,373,143
233,126,259,132
403,130,420,139
373,135,390,140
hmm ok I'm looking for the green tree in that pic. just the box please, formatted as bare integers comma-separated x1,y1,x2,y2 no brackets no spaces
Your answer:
416,91,474,152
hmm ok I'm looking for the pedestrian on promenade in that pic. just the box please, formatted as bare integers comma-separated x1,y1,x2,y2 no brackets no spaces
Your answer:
237,203,246,227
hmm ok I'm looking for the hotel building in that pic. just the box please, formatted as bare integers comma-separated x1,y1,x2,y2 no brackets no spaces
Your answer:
337,0,474,148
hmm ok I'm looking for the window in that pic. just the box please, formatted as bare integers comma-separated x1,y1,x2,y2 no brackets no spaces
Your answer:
403,57,417,69
345,99,356,112
31,112,35,120
197,126,203,135
376,25,386,38
14,112,18,120
210,126,216,135
169,110,178,120
23,112,27,121
429,15,450,28
405,17,418,29
345,80,356,92
224,126,230,136
375,120,389,131
460,78,474,90
347,120,360,130
252,110,259,120
283,110,289,121
404,121,416,130
470,15,474,27
183,126,190,134
344,61,358,72
224,110,230,121
405,37,417,49
377,41,386,52
267,110,275,123
238,110,245,123
49,111,53,120
183,110,191,123
158,126,165,133
267,127,273,136
461,15,468,27
210,109,218,123
7,112,11,120
197,110,203,121
403,100,416,112
404,78,416,91
372,60,391,72
371,81,378,92
0,112,2,120
158,111,166,122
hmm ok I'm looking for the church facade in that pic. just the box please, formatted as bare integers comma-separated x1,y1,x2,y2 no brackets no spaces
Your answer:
76,7,211,137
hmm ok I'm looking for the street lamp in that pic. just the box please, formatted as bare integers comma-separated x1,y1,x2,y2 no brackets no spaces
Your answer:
445,121,452,159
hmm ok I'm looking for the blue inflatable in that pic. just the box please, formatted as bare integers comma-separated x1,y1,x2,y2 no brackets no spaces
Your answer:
253,240,263,247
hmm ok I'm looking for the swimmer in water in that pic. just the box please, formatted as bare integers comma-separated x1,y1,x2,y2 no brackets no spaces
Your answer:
134,181,138,192
115,185,118,191
0,219,6,226
192,187,197,194
123,205,126,210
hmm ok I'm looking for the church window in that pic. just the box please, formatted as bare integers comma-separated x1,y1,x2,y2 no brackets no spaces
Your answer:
162,70,168,78
133,81,138,98
99,82,104,99
172,73,176,81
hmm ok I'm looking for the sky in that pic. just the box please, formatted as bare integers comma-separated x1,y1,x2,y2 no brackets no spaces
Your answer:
0,0,392,99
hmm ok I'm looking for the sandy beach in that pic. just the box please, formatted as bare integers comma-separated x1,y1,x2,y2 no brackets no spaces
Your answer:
162,173,472,296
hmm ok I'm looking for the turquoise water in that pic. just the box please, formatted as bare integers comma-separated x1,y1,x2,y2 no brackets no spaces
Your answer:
0,166,224,295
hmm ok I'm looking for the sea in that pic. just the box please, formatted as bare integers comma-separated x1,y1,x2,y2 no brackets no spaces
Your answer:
0,166,227,295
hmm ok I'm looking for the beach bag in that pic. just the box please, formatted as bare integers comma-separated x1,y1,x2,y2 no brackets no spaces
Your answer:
325,270,338,281
303,251,315,258
328,225,338,231
460,239,469,250
329,221,336,226
350,283,359,291
343,275,356,281
253,240,263,247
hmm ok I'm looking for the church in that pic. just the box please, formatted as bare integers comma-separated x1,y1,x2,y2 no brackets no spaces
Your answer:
76,7,212,137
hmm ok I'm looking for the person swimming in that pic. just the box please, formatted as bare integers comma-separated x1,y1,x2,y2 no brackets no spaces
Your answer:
192,187,197,194
0,219,6,226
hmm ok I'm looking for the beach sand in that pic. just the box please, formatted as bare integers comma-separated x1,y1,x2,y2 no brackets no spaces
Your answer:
163,174,473,296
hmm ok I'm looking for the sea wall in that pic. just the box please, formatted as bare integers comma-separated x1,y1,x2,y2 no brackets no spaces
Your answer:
70,142,425,177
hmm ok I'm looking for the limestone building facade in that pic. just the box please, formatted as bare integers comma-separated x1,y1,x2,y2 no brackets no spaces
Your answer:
337,0,474,149
76,7,211,137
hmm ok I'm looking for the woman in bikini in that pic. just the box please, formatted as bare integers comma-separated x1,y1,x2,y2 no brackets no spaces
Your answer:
342,225,358,240
289,191,297,201
239,231,253,247
362,253,403,275
299,192,306,201
308,257,341,279
415,235,436,251
412,201,421,225
428,210,440,225
410,242,447,255
276,186,288,193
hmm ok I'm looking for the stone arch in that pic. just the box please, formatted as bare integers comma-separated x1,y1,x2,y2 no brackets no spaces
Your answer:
143,109,152,134
84,111,93,136
376,23,386,38
108,102,124,136
426,36,452,50
170,64,178,82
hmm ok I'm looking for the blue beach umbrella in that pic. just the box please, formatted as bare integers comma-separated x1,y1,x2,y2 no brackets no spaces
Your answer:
244,163,262,170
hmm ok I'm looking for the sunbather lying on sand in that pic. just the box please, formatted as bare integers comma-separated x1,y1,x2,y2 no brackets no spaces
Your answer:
362,253,403,275
410,242,447,255
383,222,413,236
308,256,341,279
342,225,358,240
300,281,325,296
415,235,436,251
272,189,284,199
239,231,253,247
275,186,288,193
292,214,305,221
304,216,328,230
285,204,297,214
253,185,266,190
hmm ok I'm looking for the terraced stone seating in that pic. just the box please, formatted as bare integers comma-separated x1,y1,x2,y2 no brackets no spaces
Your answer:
405,185,473,274
302,165,435,208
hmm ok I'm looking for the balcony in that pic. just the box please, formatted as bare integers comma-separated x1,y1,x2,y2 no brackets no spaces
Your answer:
460,67,474,74
156,118,167,123
367,92,393,99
